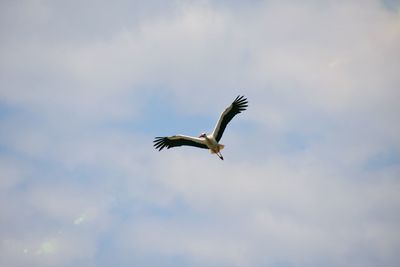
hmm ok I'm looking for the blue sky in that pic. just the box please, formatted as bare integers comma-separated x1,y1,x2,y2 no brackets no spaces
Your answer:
1,0,400,266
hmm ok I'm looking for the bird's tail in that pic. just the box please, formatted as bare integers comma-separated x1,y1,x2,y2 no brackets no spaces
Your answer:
209,144,225,154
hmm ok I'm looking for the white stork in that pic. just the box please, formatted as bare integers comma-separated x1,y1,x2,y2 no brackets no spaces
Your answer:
153,95,248,160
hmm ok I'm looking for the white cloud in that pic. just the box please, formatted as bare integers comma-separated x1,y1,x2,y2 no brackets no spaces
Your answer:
0,0,399,266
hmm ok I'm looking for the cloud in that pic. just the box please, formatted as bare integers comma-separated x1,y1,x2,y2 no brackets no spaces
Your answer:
0,0,399,266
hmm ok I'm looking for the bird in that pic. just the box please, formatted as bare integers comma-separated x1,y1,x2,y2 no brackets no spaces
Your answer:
153,95,248,160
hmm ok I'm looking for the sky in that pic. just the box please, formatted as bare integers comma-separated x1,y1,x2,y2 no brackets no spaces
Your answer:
1,0,400,266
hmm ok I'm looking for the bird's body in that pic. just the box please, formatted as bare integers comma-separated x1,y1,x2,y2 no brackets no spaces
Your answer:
153,95,248,160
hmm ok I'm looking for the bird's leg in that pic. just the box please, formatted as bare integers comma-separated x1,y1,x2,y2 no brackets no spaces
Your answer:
217,152,224,160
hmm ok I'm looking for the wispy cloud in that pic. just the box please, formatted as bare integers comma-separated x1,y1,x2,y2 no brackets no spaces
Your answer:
1,0,399,266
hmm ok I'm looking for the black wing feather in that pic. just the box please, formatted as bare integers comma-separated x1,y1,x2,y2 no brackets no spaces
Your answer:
153,136,208,151
215,95,248,142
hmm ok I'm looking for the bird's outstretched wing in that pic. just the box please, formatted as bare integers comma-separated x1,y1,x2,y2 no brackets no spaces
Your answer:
153,135,208,151
211,95,248,142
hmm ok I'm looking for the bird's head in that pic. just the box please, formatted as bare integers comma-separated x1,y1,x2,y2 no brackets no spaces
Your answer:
199,133,207,138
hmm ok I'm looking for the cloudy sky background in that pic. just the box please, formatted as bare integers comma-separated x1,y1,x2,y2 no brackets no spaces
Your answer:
1,0,400,266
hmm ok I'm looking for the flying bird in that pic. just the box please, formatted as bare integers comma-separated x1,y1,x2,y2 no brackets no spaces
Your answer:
153,95,248,160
